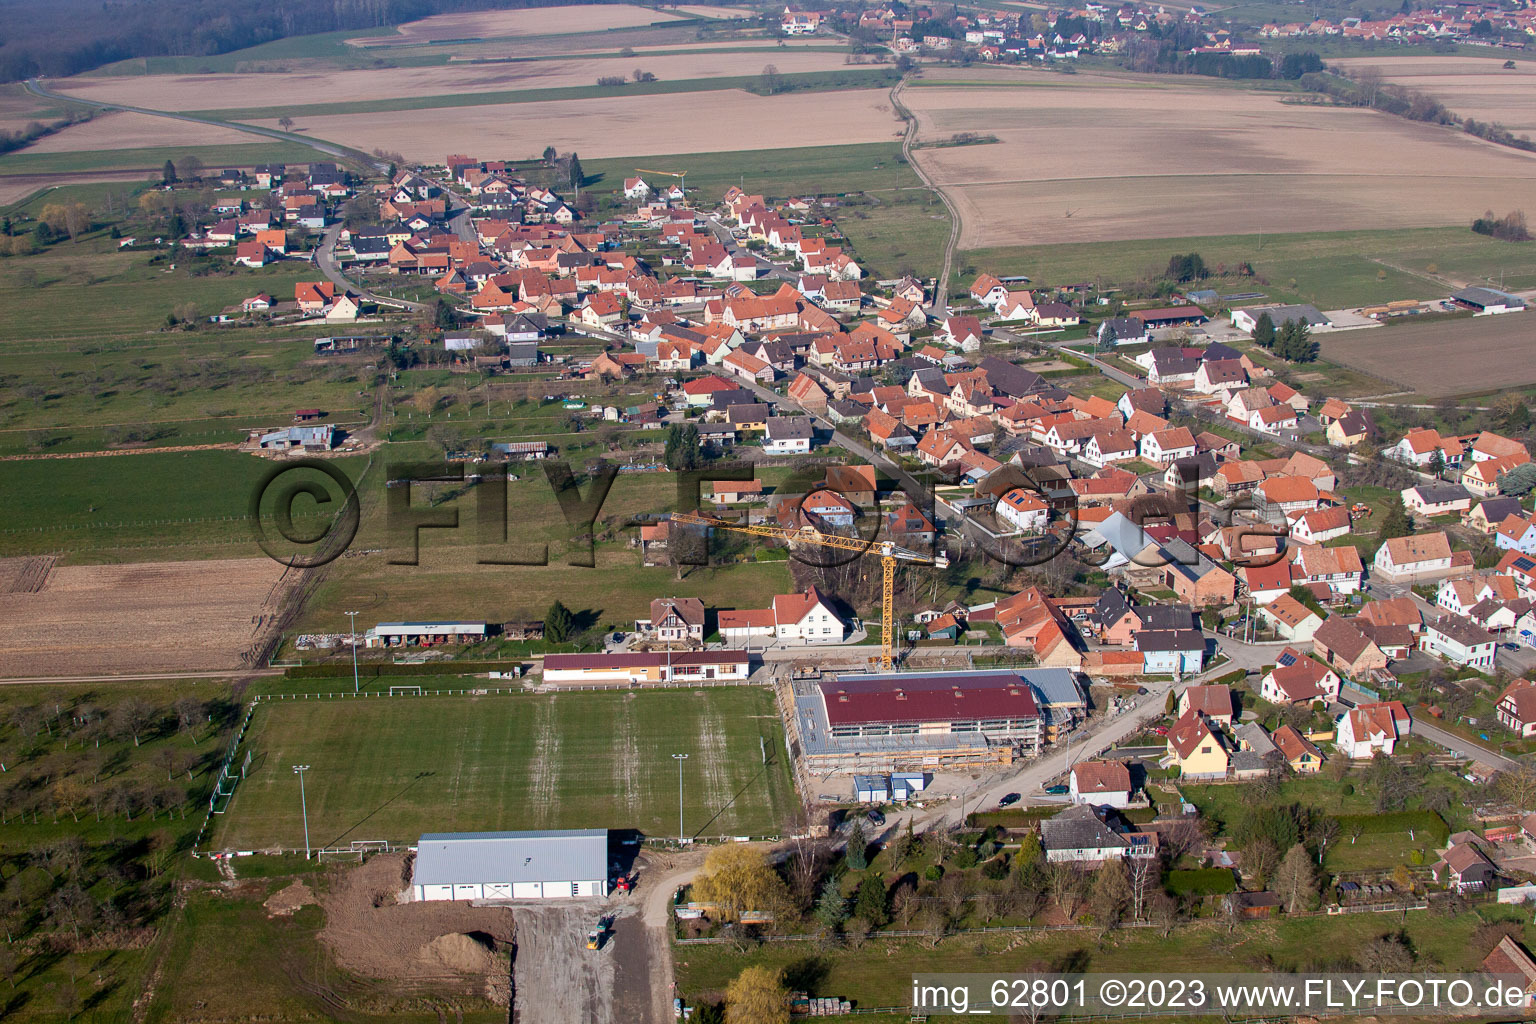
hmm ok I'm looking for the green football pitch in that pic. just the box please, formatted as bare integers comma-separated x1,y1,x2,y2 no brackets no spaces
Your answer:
213,688,796,850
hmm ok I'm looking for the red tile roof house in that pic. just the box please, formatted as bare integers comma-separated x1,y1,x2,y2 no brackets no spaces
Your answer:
1371,532,1458,583
1260,648,1340,704
1311,616,1389,679
1069,761,1134,809
1497,678,1536,737
1178,683,1235,727
635,596,705,643
1481,935,1536,1007
294,280,335,312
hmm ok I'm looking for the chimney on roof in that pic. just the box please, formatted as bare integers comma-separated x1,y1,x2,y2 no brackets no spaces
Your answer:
895,690,906,700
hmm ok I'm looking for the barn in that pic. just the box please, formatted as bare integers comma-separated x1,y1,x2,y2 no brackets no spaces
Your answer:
411,829,610,902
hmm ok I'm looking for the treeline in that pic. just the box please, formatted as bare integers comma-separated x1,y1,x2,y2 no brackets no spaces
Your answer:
1308,68,1536,154
0,109,95,155
1122,30,1323,81
0,0,631,81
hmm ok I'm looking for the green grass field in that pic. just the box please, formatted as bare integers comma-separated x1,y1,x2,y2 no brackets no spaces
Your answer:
958,226,1536,309
0,238,322,344
582,142,920,199
0,141,325,175
214,688,796,849
834,190,952,280
193,69,901,121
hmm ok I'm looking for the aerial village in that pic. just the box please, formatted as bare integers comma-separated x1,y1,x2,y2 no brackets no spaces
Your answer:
779,0,1536,61
185,140,1536,922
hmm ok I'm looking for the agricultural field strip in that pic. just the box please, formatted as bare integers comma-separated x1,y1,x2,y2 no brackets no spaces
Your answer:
55,52,878,117
901,73,1536,247
242,88,908,162
1319,313,1536,398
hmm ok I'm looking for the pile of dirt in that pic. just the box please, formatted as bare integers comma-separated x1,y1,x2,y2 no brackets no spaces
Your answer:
419,932,498,974
320,853,515,989
264,880,316,917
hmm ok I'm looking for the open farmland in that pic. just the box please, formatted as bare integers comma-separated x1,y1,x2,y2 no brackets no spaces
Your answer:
0,556,293,676
214,688,795,848
248,88,905,161
18,110,258,152
902,70,1536,247
0,170,154,206
55,50,864,113
1330,56,1536,136
1319,313,1536,397
347,4,691,47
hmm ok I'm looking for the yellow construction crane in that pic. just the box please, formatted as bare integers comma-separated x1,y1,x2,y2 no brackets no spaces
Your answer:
669,512,948,672
634,167,687,191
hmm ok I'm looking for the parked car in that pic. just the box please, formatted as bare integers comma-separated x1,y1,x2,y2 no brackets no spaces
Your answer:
866,809,886,826
1043,784,1068,796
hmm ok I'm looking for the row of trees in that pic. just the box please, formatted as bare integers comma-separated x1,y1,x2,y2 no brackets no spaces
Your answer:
1251,313,1318,363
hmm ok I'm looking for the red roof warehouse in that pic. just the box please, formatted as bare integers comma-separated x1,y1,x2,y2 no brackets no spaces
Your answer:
819,670,1040,732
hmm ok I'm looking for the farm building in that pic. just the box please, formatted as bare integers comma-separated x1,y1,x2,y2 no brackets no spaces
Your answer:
411,829,609,901
1451,287,1526,315
365,621,487,647
257,424,336,451
792,669,1046,774
541,651,751,685
490,441,549,461
1231,303,1330,333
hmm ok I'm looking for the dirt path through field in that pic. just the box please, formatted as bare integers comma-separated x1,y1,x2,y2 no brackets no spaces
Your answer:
0,442,239,461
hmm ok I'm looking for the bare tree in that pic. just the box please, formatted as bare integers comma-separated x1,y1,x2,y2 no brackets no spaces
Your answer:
174,697,204,744
1047,863,1082,920
1499,764,1536,811
1149,889,1179,937
1127,857,1158,922
112,698,155,747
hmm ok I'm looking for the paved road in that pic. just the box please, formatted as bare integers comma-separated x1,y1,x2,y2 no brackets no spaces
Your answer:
1411,718,1520,772
703,216,795,282
890,77,960,313
24,79,384,170
315,222,429,312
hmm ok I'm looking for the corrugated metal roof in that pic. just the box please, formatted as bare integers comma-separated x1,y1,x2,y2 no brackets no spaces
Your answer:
413,829,608,886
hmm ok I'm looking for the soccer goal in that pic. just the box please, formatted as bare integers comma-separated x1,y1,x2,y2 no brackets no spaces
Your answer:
388,685,424,697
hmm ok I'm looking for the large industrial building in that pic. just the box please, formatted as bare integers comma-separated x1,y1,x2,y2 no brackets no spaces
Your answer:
411,829,610,901
541,650,751,685
791,669,1071,774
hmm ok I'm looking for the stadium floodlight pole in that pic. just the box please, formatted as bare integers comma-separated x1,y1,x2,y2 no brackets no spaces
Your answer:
346,610,360,693
672,753,689,844
293,765,312,859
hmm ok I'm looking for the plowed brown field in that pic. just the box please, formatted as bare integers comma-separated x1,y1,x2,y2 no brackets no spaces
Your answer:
902,70,1536,247
0,556,292,676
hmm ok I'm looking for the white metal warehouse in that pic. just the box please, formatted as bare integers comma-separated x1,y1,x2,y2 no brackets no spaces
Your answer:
411,829,610,902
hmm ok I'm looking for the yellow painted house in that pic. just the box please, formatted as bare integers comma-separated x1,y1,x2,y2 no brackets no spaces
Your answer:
1167,710,1229,778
